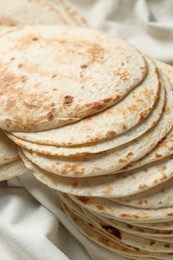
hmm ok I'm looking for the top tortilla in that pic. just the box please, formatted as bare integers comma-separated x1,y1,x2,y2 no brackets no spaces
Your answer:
0,26,147,132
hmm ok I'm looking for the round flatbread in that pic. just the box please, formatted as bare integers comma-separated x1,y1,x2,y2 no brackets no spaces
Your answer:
61,193,173,238
0,0,85,26
0,130,19,165
0,26,147,132
7,71,165,156
0,159,29,181
114,176,173,209
71,195,173,223
27,153,173,199
62,200,173,259
117,61,173,172
11,57,158,147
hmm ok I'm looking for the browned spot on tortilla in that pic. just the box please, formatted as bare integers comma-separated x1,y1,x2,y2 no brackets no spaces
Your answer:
126,224,133,229
155,153,162,158
96,205,104,211
77,196,90,204
6,99,16,110
80,64,88,69
23,102,37,109
0,16,16,26
72,181,78,188
139,110,149,121
167,213,173,217
106,130,116,138
118,158,127,163
101,225,122,239
64,95,73,105
102,187,112,195
139,183,147,189
18,63,23,68
98,236,109,245
32,37,39,41
122,124,127,130
126,152,134,157
88,222,94,228
47,112,53,121
165,244,170,248
150,240,156,246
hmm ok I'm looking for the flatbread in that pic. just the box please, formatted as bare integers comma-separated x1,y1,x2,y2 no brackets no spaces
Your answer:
11,56,157,147
0,0,86,26
0,159,29,181
117,61,173,172
0,26,147,132
27,153,173,199
7,72,165,156
131,221,173,231
0,130,19,165
62,201,173,259
71,195,173,223
44,0,88,27
113,176,173,209
61,192,173,238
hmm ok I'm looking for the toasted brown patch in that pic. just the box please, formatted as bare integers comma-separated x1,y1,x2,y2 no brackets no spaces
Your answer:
150,240,156,246
64,95,73,105
138,183,147,189
96,205,104,211
101,225,122,239
77,196,90,204
47,112,54,121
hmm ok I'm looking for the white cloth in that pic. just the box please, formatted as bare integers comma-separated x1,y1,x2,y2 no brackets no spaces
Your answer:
1,1,173,259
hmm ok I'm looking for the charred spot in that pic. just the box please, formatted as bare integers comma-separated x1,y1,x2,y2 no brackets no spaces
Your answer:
126,224,133,229
6,99,16,110
76,196,90,204
150,240,156,246
155,153,162,158
47,112,54,121
80,64,88,69
96,205,104,211
164,244,170,248
18,63,23,68
167,213,173,217
88,222,94,228
64,95,73,105
23,101,37,109
139,183,147,189
32,37,39,41
101,225,122,240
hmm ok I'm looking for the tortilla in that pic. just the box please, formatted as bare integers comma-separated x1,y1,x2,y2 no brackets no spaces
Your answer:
0,0,84,26
114,176,173,209
11,56,158,147
0,159,29,181
61,200,173,259
61,193,173,238
0,130,19,165
0,26,147,132
27,153,173,199
7,74,165,156
44,0,88,27
117,61,173,172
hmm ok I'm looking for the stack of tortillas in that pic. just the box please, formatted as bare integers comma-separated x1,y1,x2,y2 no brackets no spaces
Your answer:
1,1,173,260
0,0,88,180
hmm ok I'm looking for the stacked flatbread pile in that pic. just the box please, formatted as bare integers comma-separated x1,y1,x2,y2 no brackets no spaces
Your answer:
0,0,88,181
2,23,173,259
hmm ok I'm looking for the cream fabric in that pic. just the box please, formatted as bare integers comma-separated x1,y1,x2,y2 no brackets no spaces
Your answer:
1,0,173,259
